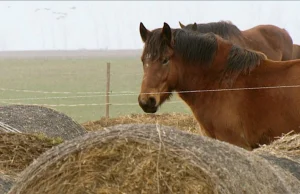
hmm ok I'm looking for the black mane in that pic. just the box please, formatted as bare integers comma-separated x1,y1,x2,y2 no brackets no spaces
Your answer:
225,45,266,76
143,27,265,77
184,21,243,40
173,29,218,64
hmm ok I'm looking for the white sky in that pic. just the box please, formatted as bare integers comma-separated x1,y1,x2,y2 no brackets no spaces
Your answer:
0,1,300,51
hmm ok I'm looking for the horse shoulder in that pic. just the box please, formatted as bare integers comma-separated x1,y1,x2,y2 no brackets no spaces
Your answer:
285,60,300,79
260,59,300,83
292,45,300,59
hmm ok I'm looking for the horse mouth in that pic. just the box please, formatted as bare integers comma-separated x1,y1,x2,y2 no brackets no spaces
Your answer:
145,107,158,113
138,102,158,114
140,105,158,114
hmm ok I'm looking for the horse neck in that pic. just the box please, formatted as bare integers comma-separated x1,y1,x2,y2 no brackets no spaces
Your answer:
173,51,232,132
210,37,234,73
173,38,232,103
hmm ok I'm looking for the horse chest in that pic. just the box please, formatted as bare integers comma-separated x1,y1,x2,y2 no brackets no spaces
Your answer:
199,115,251,149
194,100,254,148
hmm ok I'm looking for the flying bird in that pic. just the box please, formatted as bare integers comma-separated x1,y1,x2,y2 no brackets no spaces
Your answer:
56,16,66,20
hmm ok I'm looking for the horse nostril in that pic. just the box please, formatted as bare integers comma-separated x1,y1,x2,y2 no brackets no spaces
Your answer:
148,97,156,107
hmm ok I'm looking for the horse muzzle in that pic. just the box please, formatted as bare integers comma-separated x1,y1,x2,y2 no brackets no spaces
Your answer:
138,95,158,113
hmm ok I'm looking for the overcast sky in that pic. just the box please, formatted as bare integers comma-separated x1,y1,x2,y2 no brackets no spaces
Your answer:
0,1,300,51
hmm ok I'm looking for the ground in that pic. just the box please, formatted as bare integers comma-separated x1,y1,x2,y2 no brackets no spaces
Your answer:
0,49,192,123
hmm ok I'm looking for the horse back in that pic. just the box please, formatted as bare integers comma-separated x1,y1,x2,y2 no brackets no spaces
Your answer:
242,25,293,61
254,59,300,85
292,44,300,59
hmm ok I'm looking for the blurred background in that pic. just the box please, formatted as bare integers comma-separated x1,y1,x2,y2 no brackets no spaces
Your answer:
0,1,299,50
0,1,299,123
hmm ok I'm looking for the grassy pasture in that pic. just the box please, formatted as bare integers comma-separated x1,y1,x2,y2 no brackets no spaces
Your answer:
0,51,191,123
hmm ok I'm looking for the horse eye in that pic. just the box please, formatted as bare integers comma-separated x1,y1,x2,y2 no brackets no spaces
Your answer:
162,58,169,65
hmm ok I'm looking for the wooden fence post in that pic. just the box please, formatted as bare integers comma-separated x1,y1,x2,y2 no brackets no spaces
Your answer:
105,62,111,119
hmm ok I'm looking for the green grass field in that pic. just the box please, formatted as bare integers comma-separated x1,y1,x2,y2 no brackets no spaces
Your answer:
0,53,192,123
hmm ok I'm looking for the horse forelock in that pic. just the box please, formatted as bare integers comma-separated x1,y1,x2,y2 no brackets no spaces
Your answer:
142,29,169,62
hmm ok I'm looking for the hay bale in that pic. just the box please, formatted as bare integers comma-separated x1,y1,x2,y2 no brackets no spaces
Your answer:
8,124,300,194
82,113,199,133
255,132,300,159
0,132,62,176
254,132,300,181
0,173,16,194
0,105,86,140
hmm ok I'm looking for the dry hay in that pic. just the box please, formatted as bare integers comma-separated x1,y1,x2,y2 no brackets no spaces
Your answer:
9,124,300,194
0,132,63,176
0,105,86,140
254,131,300,180
82,113,199,133
255,131,300,158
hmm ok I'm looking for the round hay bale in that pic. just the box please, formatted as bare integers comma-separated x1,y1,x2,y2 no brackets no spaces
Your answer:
0,173,16,194
254,132,300,181
0,105,86,140
9,124,300,194
0,132,62,175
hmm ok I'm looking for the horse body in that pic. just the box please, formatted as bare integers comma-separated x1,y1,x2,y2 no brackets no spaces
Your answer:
292,44,300,59
138,22,300,150
177,58,300,149
242,25,293,61
180,21,293,61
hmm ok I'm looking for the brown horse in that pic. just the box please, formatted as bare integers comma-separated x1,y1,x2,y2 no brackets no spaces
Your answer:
179,21,293,61
138,22,300,150
292,44,300,59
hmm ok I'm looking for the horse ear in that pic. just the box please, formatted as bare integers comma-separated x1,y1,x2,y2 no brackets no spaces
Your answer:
179,21,185,28
192,22,197,31
140,22,150,43
162,22,172,45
